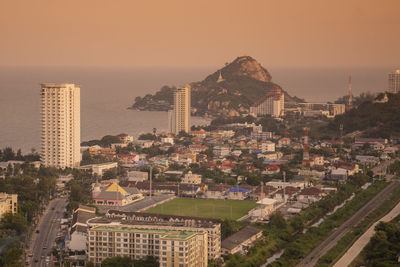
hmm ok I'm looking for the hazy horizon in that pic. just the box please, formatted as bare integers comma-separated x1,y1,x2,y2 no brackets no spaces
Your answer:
1,0,399,68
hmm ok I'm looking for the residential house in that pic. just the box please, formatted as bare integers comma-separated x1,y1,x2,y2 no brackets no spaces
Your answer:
297,187,324,203
213,146,230,158
260,141,275,153
117,133,134,144
181,171,202,184
271,186,300,202
262,165,280,175
126,171,148,182
249,198,278,219
80,162,118,176
277,138,291,147
221,226,263,255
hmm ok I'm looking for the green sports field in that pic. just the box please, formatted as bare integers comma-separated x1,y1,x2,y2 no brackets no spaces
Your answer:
146,198,258,220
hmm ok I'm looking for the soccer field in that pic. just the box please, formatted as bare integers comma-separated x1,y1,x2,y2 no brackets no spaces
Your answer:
146,198,258,220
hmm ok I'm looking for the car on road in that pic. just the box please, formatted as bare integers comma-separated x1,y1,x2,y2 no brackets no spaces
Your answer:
34,259,39,263
36,229,40,233
43,246,47,249
41,255,45,259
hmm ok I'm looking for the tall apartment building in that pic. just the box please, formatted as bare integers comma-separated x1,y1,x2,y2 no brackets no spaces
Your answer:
87,225,208,267
388,69,400,93
250,86,284,117
40,83,81,168
97,210,222,260
0,193,17,219
170,85,191,134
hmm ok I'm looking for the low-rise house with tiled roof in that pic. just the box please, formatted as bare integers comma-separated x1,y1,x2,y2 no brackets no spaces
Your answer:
250,185,278,200
297,187,325,203
190,129,207,138
117,133,133,144
221,226,263,255
189,144,208,153
80,162,118,176
272,186,300,201
355,155,380,165
277,137,291,147
329,168,349,183
116,153,139,164
262,165,280,175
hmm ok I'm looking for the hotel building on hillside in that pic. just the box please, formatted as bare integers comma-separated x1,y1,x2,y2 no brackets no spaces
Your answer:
170,85,191,134
87,225,208,267
388,69,400,94
0,193,17,219
250,86,284,118
40,83,81,168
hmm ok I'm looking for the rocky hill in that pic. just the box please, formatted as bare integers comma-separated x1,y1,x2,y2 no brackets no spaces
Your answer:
131,56,302,116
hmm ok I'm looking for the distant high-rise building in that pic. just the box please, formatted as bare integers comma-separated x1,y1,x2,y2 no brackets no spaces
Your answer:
388,69,400,93
41,83,81,168
168,110,175,134
250,86,284,117
171,85,191,134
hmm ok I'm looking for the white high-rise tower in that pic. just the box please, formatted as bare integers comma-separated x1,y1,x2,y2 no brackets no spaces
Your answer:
40,83,81,168
388,69,400,93
171,85,191,134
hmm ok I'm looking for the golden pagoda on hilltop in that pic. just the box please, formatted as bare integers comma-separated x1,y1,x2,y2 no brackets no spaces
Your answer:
217,70,225,83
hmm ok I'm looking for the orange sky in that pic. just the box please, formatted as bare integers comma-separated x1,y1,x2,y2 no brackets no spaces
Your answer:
1,0,399,68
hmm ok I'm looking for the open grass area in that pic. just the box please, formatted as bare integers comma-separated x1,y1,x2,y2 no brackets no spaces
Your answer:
146,198,258,220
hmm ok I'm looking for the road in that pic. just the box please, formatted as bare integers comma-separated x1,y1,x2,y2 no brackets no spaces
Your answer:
296,180,400,267
334,195,400,266
28,197,67,267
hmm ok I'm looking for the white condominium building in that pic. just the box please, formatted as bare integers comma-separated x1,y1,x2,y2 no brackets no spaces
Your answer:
250,86,284,118
88,225,208,267
388,69,400,93
170,85,191,134
41,83,81,168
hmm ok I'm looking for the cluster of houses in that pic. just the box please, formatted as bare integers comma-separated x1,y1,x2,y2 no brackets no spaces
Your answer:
77,129,400,212
47,128,400,265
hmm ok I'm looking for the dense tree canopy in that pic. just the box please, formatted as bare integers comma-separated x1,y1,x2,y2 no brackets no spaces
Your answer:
329,93,400,138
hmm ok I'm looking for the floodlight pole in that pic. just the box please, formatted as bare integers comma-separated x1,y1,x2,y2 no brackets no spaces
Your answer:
149,164,152,200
